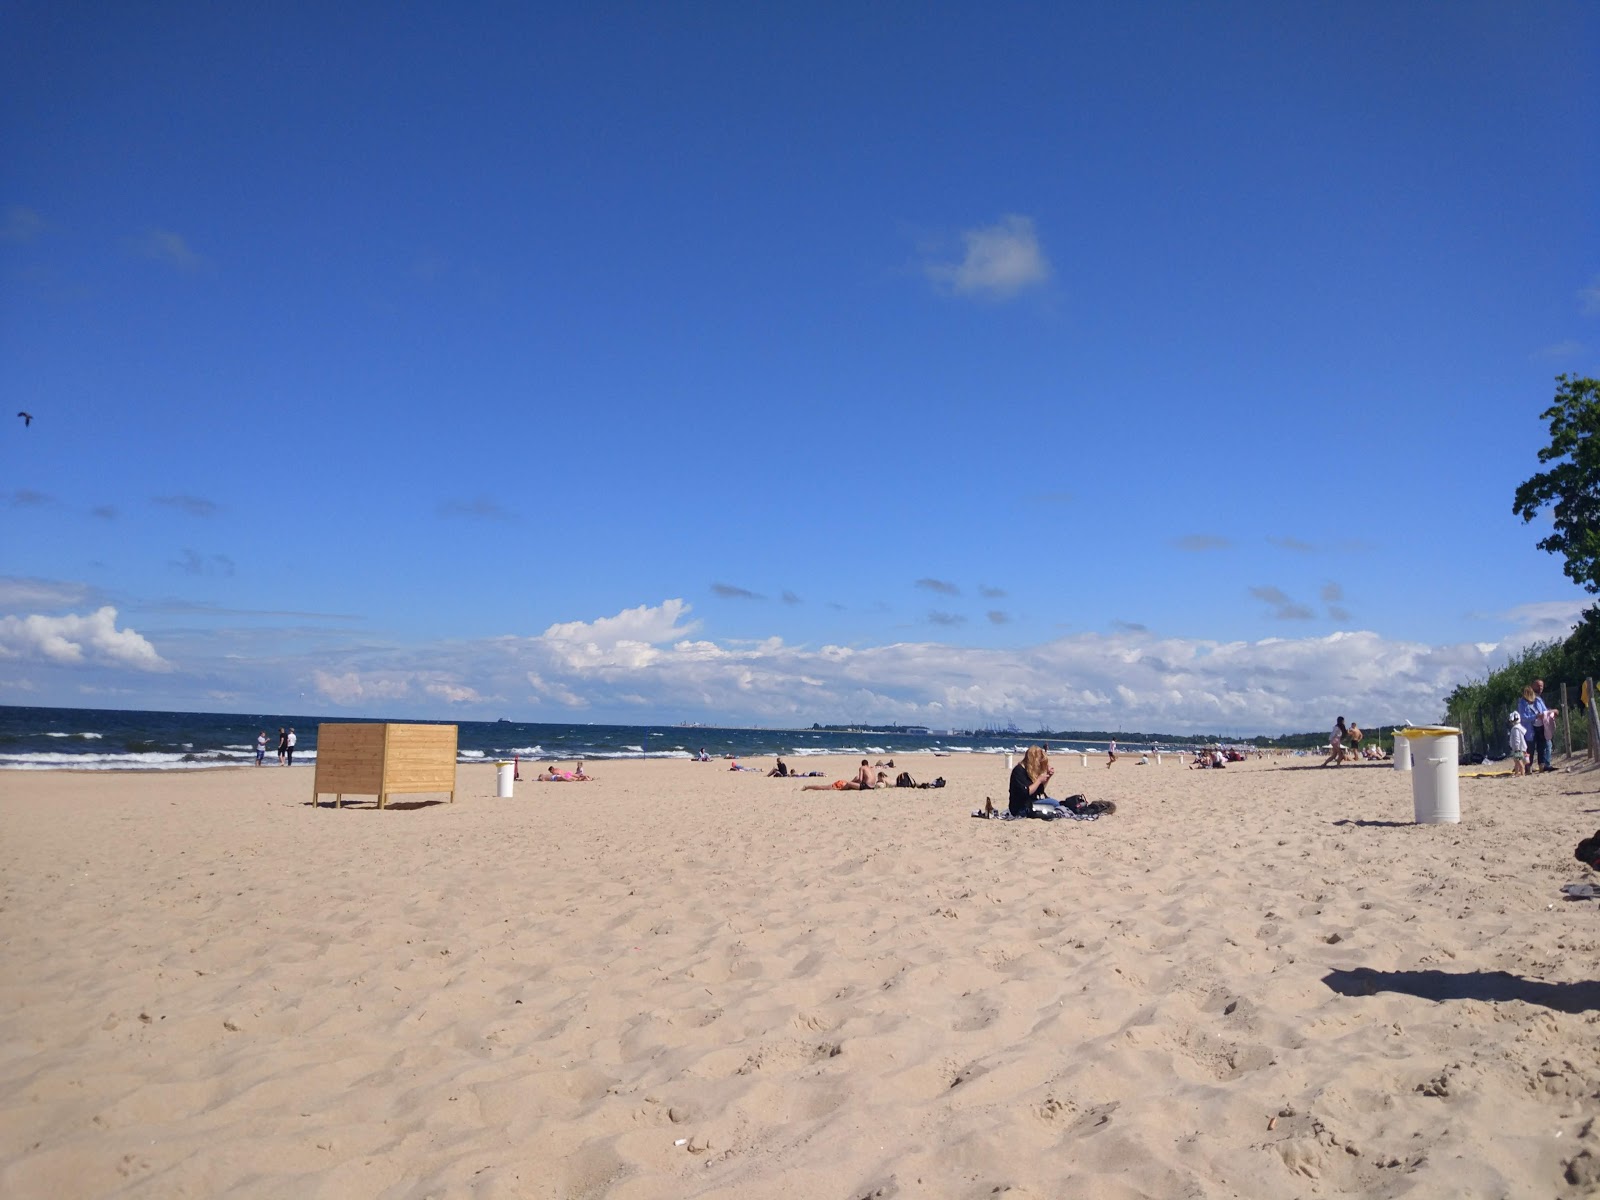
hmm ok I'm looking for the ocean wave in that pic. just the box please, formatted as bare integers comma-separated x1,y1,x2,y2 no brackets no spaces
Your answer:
0,751,236,770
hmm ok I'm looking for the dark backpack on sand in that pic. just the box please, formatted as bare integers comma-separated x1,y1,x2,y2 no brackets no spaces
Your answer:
1062,793,1118,817
1576,830,1600,869
895,771,917,788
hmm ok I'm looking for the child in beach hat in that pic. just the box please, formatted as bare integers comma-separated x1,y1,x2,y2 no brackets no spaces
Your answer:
1507,711,1527,776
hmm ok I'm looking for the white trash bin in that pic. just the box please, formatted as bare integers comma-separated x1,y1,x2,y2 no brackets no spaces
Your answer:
1392,734,1412,772
1398,727,1459,823
495,760,514,798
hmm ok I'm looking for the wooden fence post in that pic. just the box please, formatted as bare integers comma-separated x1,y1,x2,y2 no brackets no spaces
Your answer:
1580,681,1593,764
1562,682,1572,760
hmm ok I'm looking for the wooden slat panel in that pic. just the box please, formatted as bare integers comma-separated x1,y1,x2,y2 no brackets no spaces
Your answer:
312,723,457,804
314,723,385,795
382,724,457,794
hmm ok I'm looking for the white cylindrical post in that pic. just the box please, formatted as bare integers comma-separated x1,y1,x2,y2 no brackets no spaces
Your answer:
495,761,514,798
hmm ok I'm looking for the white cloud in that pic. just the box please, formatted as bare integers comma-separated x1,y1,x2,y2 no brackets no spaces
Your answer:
425,681,482,704
0,607,170,671
2,206,46,243
129,229,206,271
0,576,93,610
925,215,1051,299
1580,275,1600,316
470,605,1509,733
313,670,412,705
10,596,1569,735
537,599,700,670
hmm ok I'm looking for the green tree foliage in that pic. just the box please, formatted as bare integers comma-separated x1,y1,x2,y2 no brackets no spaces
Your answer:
1513,375,1600,593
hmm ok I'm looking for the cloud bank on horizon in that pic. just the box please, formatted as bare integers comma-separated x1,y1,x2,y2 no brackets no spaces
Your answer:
0,592,1587,735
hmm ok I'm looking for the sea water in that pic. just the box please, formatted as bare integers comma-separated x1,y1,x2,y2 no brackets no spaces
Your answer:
0,705,1151,771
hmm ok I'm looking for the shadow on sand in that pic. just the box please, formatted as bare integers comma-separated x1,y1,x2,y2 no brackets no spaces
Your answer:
1323,967,1600,1014
1277,762,1393,771
307,798,450,811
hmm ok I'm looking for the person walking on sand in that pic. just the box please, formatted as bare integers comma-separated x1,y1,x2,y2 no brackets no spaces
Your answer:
1106,739,1117,768
1321,717,1348,767
277,727,288,766
285,728,297,766
255,731,267,767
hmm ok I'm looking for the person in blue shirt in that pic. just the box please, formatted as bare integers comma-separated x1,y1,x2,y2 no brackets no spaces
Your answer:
1516,686,1544,771
1530,679,1558,772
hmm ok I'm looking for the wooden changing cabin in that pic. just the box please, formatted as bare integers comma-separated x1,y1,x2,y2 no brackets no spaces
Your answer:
311,722,458,808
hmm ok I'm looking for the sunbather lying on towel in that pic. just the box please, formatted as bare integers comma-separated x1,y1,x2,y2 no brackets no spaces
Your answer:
802,760,874,791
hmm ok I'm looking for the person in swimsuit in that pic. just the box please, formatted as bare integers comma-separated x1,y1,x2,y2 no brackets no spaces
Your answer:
802,759,874,791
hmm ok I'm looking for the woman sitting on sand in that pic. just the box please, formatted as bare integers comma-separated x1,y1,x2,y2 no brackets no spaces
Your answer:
1009,745,1054,818
802,759,874,791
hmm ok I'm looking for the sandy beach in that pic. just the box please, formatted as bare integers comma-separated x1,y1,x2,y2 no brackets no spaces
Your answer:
2,752,1598,1198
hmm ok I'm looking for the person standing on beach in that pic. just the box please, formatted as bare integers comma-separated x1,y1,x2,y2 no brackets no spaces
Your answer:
255,731,266,767
1009,745,1054,817
1106,739,1117,768
285,728,297,766
277,727,288,765
1507,711,1528,776
1516,686,1539,768
1531,679,1558,772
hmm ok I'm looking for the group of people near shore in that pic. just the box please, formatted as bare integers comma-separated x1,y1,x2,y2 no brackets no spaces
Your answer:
254,728,295,766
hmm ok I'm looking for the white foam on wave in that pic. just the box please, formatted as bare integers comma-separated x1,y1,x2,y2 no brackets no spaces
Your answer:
0,751,232,771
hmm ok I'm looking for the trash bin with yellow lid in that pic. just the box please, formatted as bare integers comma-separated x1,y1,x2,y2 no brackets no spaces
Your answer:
1395,727,1459,823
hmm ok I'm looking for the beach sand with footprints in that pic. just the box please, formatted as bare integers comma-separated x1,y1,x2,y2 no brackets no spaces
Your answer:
2,753,1598,1197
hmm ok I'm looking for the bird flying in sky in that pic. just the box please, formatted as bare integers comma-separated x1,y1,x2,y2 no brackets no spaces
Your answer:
17,412,32,427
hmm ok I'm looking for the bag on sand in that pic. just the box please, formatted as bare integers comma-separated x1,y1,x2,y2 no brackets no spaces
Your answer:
1575,829,1600,869
895,771,917,788
1062,793,1118,817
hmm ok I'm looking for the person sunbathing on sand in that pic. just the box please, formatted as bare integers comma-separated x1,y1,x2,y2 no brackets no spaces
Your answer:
802,759,874,791
538,763,590,781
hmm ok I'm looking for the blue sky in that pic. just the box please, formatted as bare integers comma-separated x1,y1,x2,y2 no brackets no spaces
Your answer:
2,2,1597,734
